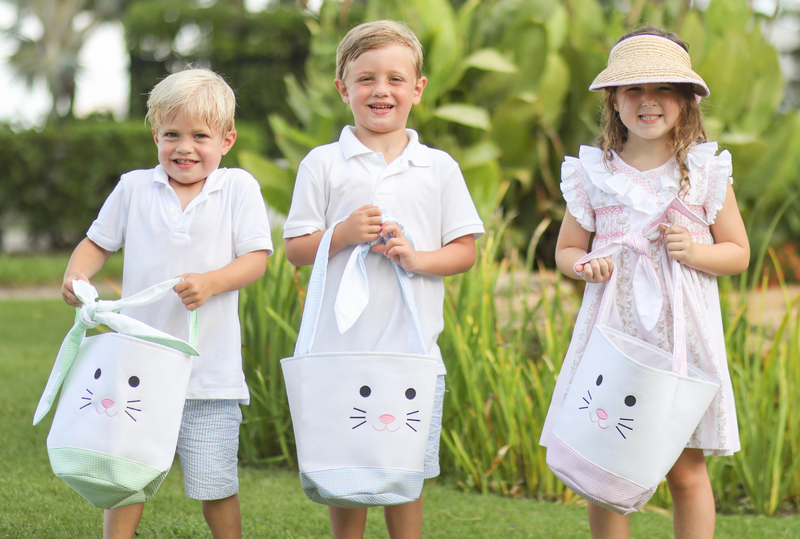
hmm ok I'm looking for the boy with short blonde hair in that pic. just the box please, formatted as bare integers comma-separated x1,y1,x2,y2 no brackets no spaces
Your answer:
62,67,272,539
284,20,484,539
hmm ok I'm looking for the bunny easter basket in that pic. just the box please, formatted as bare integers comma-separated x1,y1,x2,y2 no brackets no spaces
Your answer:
545,198,722,515
33,278,199,509
281,218,440,508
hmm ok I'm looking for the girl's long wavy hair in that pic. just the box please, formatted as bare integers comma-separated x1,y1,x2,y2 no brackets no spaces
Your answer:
597,27,707,198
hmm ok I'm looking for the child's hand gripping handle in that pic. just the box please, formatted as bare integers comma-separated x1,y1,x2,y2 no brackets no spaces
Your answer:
33,278,200,425
584,197,708,377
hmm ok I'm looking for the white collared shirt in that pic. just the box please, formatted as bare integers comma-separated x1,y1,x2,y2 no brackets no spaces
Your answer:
87,165,273,402
284,126,484,372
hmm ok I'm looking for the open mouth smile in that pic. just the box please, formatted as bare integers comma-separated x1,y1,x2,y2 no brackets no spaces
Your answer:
638,114,662,123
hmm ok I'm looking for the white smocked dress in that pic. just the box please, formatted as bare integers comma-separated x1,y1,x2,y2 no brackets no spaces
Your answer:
540,142,740,457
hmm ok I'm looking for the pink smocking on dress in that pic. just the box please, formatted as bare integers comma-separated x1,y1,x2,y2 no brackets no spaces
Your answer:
540,142,739,457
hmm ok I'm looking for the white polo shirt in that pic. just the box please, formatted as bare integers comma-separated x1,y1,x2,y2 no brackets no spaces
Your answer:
87,165,273,402
284,126,484,374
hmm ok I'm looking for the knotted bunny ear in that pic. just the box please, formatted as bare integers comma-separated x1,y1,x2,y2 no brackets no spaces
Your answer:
574,196,707,332
33,278,199,425
334,216,415,335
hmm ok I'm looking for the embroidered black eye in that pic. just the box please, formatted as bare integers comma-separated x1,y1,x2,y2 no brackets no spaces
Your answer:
596,375,603,386
360,385,371,398
94,368,101,380
405,388,416,400
128,376,140,388
625,395,636,407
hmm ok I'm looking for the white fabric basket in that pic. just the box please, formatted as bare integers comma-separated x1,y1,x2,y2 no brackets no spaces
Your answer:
546,198,721,514
282,218,439,508
34,279,199,509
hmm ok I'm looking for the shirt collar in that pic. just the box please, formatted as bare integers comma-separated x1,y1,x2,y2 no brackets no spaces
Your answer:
338,126,431,167
152,164,227,193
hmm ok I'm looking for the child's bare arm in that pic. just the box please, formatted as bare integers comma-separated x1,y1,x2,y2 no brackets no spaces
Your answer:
555,211,613,283
370,221,477,277
660,183,749,276
285,204,383,267
62,238,113,306
174,250,269,311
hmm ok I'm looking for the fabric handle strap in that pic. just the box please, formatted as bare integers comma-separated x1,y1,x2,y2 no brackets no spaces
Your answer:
33,278,199,425
293,218,426,357
579,197,707,377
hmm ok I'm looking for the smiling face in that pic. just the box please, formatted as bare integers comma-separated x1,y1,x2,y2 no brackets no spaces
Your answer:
334,44,427,147
613,83,680,146
152,108,236,190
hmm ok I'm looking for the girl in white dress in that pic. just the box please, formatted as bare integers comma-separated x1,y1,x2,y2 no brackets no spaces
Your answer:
540,27,750,539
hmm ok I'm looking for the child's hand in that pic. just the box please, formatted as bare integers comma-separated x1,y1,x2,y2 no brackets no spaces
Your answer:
174,273,215,311
660,224,694,264
340,205,383,246
575,257,614,283
62,273,91,307
370,221,420,272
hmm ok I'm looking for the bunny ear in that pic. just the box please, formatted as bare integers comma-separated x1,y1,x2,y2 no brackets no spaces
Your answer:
33,311,90,425
642,197,707,239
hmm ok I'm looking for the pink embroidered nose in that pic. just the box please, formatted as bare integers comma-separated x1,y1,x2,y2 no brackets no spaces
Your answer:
596,408,608,420
379,414,395,425
101,398,115,409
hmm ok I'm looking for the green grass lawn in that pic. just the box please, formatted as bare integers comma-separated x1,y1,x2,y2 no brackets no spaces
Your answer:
2,298,799,538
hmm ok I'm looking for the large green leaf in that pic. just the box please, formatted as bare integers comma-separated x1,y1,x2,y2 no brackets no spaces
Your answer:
434,104,491,130
463,49,517,74
237,151,294,216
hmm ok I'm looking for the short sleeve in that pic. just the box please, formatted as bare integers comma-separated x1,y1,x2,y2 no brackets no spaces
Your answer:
702,150,733,225
561,156,595,232
440,164,485,246
283,160,327,239
87,176,129,252
231,171,273,257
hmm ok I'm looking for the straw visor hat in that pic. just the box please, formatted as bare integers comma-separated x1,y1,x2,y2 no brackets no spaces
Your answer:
590,34,709,97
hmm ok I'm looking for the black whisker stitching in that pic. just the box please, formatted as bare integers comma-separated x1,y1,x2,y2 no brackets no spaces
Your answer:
352,421,366,429
587,391,592,400
350,416,366,419
353,407,366,414
85,389,93,394
406,423,418,432
81,397,91,401
407,410,419,415
80,403,91,410
127,407,141,412
582,397,590,405
615,426,627,439
579,406,588,410
127,400,141,404
619,418,633,421
617,423,633,431
407,418,420,422
125,411,137,421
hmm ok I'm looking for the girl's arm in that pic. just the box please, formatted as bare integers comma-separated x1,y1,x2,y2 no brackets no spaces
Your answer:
173,250,269,311
370,221,476,277
661,183,750,276
555,211,614,283
285,204,383,267
62,238,113,306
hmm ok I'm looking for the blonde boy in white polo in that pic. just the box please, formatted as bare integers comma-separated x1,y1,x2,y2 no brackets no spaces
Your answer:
283,20,484,539
61,67,272,539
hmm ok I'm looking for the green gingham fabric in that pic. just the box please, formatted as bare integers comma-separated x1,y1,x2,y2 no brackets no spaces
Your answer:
48,447,168,509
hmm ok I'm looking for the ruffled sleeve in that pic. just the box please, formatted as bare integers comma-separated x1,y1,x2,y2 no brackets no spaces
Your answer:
561,154,595,232
697,146,733,225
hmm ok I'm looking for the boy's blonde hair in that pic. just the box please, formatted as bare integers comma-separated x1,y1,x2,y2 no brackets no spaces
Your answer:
146,67,236,137
336,20,423,81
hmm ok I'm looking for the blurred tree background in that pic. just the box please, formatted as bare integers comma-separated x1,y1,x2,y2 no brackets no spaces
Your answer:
2,0,800,266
